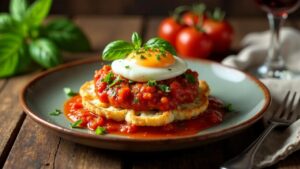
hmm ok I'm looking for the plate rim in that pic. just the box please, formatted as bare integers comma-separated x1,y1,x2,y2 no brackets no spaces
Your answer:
20,56,271,144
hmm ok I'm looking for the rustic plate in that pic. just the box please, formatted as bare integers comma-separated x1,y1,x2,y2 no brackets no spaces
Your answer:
20,57,270,151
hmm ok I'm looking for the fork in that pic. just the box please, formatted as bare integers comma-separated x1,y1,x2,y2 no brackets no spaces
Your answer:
220,91,300,169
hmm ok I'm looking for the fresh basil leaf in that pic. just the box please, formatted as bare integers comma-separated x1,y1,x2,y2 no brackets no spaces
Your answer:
64,87,78,97
101,72,113,84
42,19,91,52
49,109,62,116
224,103,234,112
102,40,134,61
0,33,23,77
109,76,122,87
9,0,28,21
24,0,52,27
70,119,82,128
147,80,157,86
15,44,35,74
158,84,171,93
0,14,14,32
29,38,62,68
144,37,177,55
131,32,142,49
0,14,24,35
95,126,106,135
184,73,196,83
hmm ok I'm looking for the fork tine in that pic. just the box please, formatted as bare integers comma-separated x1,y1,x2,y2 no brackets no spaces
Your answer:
284,92,297,120
274,91,290,119
294,98,300,119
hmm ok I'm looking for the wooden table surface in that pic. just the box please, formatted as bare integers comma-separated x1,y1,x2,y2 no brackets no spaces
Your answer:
1,16,300,169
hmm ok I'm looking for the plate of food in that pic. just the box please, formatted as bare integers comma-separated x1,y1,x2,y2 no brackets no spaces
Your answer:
21,33,270,151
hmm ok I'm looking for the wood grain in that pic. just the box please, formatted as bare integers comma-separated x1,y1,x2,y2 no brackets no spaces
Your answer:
0,73,39,167
53,139,122,169
74,16,143,50
3,118,60,169
131,142,224,169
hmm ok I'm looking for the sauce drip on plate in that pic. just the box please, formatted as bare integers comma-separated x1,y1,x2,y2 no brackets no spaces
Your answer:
64,95,226,138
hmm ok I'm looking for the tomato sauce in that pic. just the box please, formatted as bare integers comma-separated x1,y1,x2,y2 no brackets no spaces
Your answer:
94,65,200,111
64,95,226,138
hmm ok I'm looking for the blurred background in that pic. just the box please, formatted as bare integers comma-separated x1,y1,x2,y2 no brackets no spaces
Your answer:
1,0,300,18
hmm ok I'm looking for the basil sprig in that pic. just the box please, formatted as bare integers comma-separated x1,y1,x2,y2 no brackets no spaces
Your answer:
102,32,176,61
0,0,91,78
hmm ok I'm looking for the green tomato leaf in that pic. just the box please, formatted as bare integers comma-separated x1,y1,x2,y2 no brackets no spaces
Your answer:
10,0,28,21
24,0,52,27
144,37,177,55
0,33,23,77
41,19,91,52
29,39,62,68
131,32,142,49
102,40,134,61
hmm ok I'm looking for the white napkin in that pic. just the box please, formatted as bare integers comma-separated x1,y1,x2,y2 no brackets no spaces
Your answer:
223,27,300,72
221,28,300,168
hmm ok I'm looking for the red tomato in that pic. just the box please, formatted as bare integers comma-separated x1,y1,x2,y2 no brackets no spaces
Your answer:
202,19,233,53
158,17,184,47
182,12,206,26
176,27,212,58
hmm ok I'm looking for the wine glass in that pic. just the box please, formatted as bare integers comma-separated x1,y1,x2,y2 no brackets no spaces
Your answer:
254,0,300,79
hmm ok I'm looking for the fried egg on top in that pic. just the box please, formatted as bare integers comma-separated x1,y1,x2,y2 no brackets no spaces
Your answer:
111,50,187,82
79,80,210,127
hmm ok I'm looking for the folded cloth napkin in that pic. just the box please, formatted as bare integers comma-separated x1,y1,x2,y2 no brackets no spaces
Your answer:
223,27,300,72
221,27,300,168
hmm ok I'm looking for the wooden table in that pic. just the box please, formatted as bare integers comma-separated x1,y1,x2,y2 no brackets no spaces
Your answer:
1,16,300,169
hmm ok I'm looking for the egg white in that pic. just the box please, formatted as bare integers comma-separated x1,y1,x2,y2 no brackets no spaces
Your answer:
111,56,187,82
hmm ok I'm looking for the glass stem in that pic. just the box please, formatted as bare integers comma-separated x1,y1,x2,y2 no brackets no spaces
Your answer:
265,13,287,69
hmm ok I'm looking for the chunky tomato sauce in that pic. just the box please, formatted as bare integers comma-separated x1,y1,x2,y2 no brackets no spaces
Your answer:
64,95,226,138
94,65,200,111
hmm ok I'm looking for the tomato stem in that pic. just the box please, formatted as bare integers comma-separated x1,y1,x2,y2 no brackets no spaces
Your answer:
172,5,190,23
207,7,226,22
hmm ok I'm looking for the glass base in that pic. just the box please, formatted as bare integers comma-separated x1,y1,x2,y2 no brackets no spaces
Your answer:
251,64,300,80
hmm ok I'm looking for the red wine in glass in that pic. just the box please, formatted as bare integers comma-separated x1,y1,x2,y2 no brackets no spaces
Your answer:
255,0,300,15
253,0,300,79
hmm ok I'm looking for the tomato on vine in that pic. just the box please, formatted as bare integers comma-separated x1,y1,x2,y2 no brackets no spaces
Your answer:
202,8,234,53
176,27,212,59
182,4,206,26
158,17,184,47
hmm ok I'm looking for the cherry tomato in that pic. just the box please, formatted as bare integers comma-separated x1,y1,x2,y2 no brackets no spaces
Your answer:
158,17,184,47
182,12,206,26
202,19,233,53
176,27,212,58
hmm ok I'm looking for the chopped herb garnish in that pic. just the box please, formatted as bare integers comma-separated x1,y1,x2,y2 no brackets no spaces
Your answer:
109,76,122,87
125,65,130,69
64,88,78,97
102,72,114,84
168,68,172,71
147,80,157,86
158,84,171,93
156,54,161,60
184,73,196,83
224,103,234,112
49,109,62,116
95,126,106,135
140,55,147,60
133,97,139,103
70,119,83,128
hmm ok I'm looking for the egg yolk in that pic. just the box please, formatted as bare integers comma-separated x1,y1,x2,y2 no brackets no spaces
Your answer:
127,49,175,68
